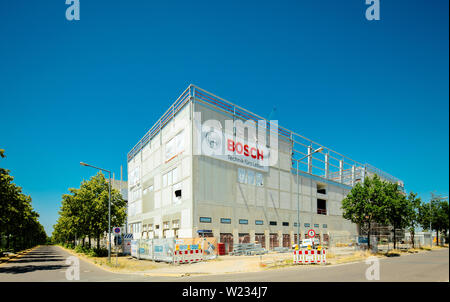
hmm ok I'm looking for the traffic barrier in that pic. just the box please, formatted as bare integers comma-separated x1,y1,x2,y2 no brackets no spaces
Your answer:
293,249,326,264
293,250,304,264
173,249,203,264
173,250,186,264
189,249,203,263
305,250,314,263
321,249,327,263
316,249,322,263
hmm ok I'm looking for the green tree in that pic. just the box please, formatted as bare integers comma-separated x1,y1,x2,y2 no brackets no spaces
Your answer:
418,198,449,246
341,175,388,249
442,200,449,243
1,167,47,251
434,200,449,245
52,172,126,251
383,182,411,249
404,192,421,248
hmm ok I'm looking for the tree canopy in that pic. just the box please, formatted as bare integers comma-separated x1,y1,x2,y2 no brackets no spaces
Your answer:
1,167,47,252
341,175,390,248
418,197,449,244
52,172,127,249
342,175,438,248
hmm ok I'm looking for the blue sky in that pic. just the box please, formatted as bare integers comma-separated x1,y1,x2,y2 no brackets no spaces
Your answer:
0,0,448,235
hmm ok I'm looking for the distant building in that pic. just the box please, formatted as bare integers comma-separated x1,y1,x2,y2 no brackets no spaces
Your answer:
110,178,128,201
109,178,128,233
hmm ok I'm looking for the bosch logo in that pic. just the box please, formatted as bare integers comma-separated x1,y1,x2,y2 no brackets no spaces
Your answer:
194,111,279,170
205,130,222,150
227,139,264,160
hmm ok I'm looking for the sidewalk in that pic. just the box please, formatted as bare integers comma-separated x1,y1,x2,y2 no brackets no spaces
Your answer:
112,247,363,276
140,252,294,277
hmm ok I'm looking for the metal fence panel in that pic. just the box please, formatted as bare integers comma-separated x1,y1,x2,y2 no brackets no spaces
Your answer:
131,240,138,258
152,238,176,262
138,239,153,260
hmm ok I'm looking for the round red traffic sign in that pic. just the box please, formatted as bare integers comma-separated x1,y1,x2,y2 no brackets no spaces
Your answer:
307,229,316,238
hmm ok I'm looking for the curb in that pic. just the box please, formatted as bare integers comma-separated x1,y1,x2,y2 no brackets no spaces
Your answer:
144,273,191,277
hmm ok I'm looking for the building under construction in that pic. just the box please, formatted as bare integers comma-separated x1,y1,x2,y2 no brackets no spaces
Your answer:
126,85,404,253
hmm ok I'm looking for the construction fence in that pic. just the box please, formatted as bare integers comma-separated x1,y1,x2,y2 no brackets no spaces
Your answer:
326,232,442,254
130,237,218,263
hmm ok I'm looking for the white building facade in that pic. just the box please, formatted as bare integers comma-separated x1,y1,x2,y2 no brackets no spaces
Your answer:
127,85,404,253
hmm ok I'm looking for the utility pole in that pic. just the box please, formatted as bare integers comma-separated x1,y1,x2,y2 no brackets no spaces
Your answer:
80,162,113,263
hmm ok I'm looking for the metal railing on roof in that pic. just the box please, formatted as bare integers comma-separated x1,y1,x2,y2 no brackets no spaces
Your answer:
127,84,402,187
127,86,191,161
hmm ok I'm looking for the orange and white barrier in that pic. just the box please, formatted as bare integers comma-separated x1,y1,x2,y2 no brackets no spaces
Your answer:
173,249,203,264
293,249,326,264
293,250,304,263
317,249,326,263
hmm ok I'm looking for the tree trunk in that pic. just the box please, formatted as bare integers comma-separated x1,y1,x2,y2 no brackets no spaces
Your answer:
89,236,91,249
97,235,100,250
411,231,415,249
367,221,371,250
393,224,396,250
436,229,439,246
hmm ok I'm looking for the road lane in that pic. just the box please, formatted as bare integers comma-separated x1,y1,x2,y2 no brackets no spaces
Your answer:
175,248,449,282
0,245,448,282
0,245,152,282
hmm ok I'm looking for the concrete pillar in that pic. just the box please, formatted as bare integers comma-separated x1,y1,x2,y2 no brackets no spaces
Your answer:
233,228,239,244
278,230,283,247
264,229,270,250
324,153,329,179
250,229,255,244
339,160,344,183
213,228,220,242
307,146,313,174
290,230,295,246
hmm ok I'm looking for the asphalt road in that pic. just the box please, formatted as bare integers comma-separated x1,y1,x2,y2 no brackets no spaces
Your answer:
0,245,448,282
178,248,449,282
0,245,149,282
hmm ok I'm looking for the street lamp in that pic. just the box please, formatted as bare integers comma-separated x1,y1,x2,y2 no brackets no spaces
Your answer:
293,147,323,247
80,162,112,263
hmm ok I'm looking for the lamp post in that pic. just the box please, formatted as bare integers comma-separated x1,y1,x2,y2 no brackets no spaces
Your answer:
294,147,323,247
80,162,112,263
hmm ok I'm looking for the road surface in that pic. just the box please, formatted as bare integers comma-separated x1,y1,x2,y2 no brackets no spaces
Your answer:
0,245,147,282
0,245,448,282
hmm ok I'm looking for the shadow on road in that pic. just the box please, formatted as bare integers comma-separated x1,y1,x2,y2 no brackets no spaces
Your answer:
13,258,66,263
0,247,71,275
0,264,69,275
